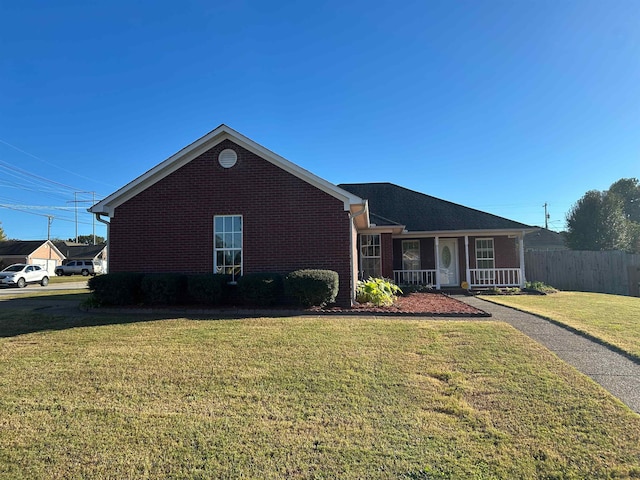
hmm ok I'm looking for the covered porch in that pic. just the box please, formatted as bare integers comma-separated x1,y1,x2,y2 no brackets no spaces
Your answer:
359,231,527,290
393,234,526,289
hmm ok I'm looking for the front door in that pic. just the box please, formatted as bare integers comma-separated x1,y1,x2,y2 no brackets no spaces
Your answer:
438,239,459,286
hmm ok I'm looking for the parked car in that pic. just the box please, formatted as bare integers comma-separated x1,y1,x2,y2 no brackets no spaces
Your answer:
0,264,49,288
55,260,103,276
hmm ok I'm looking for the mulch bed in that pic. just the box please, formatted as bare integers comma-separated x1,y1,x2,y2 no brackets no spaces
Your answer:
313,292,489,317
88,293,489,318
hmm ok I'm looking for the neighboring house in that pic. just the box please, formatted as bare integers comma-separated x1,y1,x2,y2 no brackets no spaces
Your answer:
89,125,534,305
524,228,568,252
54,241,108,272
0,240,64,274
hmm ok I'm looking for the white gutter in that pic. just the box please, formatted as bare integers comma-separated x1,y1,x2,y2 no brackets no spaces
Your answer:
348,201,368,304
94,213,110,274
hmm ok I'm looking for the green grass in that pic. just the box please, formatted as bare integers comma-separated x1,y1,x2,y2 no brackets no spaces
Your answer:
0,289,89,300
49,275,90,284
481,292,640,360
1,304,640,479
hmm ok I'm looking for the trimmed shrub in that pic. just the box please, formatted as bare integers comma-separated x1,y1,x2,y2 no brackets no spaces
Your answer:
356,277,402,306
237,272,284,306
186,274,230,305
524,281,558,294
140,273,186,306
88,272,144,306
285,269,339,308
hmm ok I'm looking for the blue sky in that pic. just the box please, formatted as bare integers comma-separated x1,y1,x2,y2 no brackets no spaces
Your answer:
1,0,638,241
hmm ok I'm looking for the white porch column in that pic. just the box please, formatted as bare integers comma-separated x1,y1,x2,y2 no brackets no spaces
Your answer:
434,236,441,290
464,235,471,287
518,232,526,287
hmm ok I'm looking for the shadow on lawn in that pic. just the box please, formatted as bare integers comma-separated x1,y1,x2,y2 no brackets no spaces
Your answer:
0,293,176,338
0,291,490,338
0,293,320,338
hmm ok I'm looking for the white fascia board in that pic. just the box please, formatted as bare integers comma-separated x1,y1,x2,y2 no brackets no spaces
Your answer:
392,228,536,239
89,124,365,216
359,225,406,234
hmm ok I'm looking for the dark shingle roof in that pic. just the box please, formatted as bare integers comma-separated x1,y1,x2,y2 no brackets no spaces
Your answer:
0,240,48,256
53,242,106,260
339,183,532,232
524,228,568,251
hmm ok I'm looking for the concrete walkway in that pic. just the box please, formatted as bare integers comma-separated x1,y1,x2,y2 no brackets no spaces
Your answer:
459,296,640,414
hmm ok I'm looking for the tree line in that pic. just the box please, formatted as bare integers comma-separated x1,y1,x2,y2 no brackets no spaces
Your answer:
566,178,640,253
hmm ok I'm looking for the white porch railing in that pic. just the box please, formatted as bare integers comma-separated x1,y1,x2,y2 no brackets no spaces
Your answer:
394,270,436,286
393,268,523,288
470,268,521,287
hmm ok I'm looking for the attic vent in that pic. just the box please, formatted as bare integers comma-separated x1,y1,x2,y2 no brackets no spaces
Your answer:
218,149,238,168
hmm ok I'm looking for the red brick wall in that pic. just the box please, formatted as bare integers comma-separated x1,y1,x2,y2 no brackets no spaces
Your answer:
109,139,354,305
381,233,394,278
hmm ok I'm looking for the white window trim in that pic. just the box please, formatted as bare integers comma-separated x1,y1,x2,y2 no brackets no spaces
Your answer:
475,237,495,269
359,234,381,278
214,214,243,282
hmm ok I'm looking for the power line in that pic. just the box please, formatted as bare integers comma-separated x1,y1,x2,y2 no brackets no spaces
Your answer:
0,158,85,193
0,203,75,211
0,204,96,225
0,137,116,189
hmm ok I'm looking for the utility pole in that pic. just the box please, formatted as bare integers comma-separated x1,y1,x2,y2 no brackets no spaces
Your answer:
67,191,96,243
543,202,550,229
47,215,53,240
92,191,96,245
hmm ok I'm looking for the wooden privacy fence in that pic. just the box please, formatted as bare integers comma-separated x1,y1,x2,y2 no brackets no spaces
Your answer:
525,250,640,296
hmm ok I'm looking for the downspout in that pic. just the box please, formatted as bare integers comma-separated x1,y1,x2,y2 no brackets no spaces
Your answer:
464,235,470,288
95,213,110,274
435,236,441,290
519,230,526,287
349,202,368,305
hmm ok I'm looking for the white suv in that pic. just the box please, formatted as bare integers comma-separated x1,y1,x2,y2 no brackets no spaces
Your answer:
55,260,103,276
0,264,50,288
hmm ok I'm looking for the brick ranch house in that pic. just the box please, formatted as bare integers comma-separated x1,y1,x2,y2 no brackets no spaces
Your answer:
89,125,534,306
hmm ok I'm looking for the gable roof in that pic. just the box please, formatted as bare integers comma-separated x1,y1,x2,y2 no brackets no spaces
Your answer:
90,124,366,217
339,182,533,233
524,228,568,251
53,242,107,260
0,240,64,257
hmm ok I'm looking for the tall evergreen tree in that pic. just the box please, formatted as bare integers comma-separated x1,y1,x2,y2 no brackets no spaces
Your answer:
608,178,640,253
608,178,640,223
566,189,631,251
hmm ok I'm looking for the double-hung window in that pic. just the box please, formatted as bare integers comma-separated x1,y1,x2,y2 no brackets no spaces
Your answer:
475,238,495,284
214,215,242,282
402,240,420,271
360,234,381,278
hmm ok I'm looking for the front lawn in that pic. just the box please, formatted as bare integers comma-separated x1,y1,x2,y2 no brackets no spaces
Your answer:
481,291,640,360
1,312,639,478
49,275,90,284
